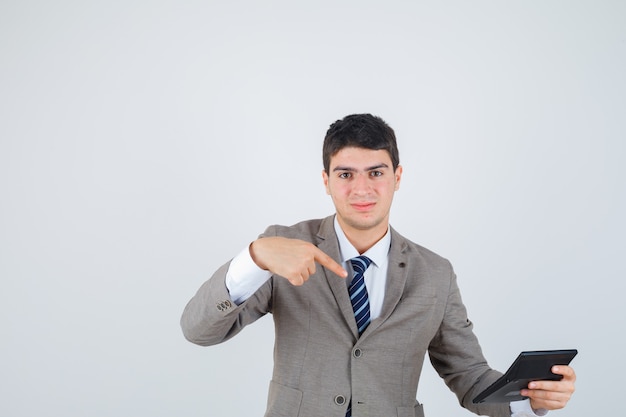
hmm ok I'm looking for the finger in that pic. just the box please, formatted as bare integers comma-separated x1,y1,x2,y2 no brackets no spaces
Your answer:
524,383,573,398
313,247,348,278
530,396,568,411
552,365,576,381
528,366,576,392
527,379,575,395
522,378,575,411
288,274,305,286
295,267,313,285
526,388,571,411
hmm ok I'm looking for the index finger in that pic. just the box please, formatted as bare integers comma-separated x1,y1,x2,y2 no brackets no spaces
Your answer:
313,247,348,278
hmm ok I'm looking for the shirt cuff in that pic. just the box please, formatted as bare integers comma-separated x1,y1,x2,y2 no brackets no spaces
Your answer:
510,399,548,417
225,244,272,305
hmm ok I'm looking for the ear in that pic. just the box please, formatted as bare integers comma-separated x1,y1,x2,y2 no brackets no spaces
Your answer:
322,169,331,195
394,165,403,191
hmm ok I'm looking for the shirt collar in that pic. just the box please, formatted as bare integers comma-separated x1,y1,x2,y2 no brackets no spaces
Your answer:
333,215,391,267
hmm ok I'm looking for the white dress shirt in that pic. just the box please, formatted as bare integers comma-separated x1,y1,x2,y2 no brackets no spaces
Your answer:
223,217,544,417
333,216,390,320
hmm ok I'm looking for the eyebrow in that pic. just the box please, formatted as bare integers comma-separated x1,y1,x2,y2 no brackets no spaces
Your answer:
332,163,390,172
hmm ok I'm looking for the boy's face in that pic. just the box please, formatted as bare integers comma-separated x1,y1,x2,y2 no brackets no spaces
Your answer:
322,146,402,239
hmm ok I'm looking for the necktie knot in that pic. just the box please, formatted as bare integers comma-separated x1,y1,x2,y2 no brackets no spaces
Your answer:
349,255,372,275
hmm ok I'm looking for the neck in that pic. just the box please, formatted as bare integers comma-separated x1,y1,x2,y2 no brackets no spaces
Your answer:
337,218,389,254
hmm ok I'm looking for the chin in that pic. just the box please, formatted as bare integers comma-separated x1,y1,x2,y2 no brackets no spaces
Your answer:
346,216,384,231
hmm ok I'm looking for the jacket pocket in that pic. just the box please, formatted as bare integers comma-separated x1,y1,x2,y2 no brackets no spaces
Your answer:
397,401,424,417
264,380,303,417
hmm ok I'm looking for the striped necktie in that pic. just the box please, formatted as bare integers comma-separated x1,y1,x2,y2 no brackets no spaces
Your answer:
349,256,372,336
346,256,372,417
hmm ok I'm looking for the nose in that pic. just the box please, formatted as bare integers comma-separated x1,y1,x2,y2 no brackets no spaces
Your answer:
352,173,370,195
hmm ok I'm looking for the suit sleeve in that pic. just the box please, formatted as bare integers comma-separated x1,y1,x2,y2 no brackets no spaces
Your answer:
428,264,511,417
180,260,273,346
180,225,281,346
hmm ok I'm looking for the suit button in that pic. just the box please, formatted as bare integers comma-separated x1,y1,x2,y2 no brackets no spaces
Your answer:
216,300,231,311
334,395,346,405
353,348,363,358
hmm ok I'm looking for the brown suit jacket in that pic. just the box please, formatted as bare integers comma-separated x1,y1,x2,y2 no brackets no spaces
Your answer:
181,216,510,417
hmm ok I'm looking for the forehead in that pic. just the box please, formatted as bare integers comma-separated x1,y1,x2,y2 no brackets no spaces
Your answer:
329,147,393,169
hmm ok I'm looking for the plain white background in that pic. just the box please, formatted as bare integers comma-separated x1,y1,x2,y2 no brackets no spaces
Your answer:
1,1,624,416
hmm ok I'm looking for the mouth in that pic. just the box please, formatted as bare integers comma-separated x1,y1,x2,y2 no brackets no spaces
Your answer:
351,202,376,212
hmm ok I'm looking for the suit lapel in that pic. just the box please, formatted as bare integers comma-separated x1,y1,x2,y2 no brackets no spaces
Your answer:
362,227,409,337
316,216,360,338
315,219,412,340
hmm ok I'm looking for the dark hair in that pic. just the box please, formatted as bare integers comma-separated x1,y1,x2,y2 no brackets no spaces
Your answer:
322,114,400,174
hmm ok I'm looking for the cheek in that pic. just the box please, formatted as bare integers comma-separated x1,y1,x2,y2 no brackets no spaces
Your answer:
329,186,351,203
379,184,396,200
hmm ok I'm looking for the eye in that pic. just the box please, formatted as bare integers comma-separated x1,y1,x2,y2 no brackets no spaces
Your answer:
370,170,383,177
338,172,352,179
